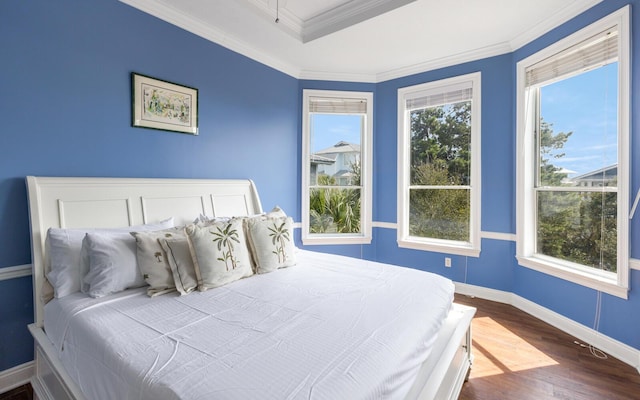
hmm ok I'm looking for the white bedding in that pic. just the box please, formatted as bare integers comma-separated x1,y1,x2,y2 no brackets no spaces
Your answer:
44,250,454,400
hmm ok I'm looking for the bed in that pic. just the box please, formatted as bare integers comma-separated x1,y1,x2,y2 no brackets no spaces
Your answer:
25,176,475,400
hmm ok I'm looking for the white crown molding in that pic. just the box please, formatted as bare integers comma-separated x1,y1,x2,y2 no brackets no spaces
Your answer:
455,282,640,374
301,0,604,81
0,361,34,394
509,0,604,51
375,42,512,83
118,0,301,79
302,0,417,43
302,41,514,83
121,0,512,83
299,69,378,83
0,264,31,281
120,0,605,84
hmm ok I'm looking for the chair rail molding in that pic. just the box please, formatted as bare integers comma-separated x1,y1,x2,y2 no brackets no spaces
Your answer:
0,264,32,281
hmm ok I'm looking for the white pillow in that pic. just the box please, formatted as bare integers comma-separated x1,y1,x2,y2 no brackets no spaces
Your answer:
246,216,297,274
160,236,198,295
185,218,253,291
83,231,145,298
46,218,174,298
131,228,184,297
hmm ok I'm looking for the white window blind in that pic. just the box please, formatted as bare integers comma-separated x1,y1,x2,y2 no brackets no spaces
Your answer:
405,81,473,111
526,27,618,87
309,96,367,114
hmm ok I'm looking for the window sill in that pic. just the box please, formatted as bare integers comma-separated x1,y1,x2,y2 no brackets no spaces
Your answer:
516,255,628,299
302,235,372,246
398,238,480,257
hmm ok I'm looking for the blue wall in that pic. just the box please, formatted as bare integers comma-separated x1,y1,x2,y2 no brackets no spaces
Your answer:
0,0,638,373
0,0,298,371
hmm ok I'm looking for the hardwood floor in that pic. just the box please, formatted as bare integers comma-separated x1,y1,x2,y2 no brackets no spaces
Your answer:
456,295,640,400
0,384,32,400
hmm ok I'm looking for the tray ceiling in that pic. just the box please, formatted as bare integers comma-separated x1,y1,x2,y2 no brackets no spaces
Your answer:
120,0,603,82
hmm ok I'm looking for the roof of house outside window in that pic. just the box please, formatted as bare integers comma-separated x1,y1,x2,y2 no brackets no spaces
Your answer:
314,141,360,155
570,164,617,186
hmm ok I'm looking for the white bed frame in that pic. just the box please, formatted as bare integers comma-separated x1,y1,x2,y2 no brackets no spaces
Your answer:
26,176,475,400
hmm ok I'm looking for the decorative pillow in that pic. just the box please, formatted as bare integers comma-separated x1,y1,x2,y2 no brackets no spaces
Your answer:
194,206,284,228
260,206,287,220
83,231,146,298
194,215,230,226
270,205,287,217
242,206,291,272
185,218,253,291
46,218,174,298
131,228,184,297
246,216,297,274
160,236,198,295
41,279,54,304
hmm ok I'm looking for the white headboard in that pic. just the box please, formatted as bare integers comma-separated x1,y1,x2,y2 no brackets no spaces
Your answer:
26,176,263,327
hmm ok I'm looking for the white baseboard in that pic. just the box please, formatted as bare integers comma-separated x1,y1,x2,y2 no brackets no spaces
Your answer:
454,282,512,304
454,282,640,374
0,361,34,394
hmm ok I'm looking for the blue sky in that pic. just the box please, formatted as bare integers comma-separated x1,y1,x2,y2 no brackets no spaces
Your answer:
311,63,618,178
310,114,361,152
540,62,618,177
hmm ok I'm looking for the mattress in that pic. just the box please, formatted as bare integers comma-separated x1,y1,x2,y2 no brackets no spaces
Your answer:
44,250,455,400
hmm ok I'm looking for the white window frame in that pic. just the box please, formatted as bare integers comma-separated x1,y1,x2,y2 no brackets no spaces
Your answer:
397,72,482,257
301,89,373,245
516,6,630,299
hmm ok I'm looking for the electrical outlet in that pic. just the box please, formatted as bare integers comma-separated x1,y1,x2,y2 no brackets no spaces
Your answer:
445,257,452,267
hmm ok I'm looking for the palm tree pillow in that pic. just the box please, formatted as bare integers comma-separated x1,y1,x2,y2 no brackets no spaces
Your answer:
160,236,198,296
246,216,296,274
131,227,185,297
185,218,254,290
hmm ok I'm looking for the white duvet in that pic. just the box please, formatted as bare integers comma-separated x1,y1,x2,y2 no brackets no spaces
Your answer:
44,250,454,400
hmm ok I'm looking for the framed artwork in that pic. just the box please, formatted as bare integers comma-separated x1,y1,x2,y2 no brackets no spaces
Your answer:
131,72,198,135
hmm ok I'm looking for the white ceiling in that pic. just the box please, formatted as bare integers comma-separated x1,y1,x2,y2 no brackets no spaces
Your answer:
120,0,603,82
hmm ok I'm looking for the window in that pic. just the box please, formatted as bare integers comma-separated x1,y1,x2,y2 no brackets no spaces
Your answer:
301,90,373,245
397,73,481,256
516,7,630,298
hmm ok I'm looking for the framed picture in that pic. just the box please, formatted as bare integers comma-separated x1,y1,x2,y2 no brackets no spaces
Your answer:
131,73,198,135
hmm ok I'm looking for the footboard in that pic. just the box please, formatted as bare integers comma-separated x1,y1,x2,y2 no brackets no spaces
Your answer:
407,303,475,400
29,305,475,400
28,324,85,400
